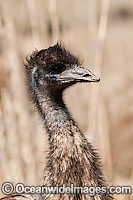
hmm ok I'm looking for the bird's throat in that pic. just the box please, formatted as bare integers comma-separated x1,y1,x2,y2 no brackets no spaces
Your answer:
34,85,75,135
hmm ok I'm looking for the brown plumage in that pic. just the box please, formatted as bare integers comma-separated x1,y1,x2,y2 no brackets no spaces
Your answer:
1,44,113,200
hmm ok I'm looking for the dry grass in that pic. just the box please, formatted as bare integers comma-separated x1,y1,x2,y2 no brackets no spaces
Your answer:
0,0,132,199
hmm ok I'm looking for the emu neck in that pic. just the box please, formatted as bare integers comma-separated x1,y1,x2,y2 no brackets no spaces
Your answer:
34,85,111,199
37,87,74,135
37,87,85,186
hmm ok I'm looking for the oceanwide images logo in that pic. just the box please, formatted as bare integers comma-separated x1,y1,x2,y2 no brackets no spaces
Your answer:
1,182,132,196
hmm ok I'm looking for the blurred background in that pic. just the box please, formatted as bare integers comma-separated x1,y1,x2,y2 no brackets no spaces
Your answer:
0,0,132,199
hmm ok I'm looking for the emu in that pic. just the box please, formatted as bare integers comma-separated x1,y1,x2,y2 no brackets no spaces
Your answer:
1,44,112,200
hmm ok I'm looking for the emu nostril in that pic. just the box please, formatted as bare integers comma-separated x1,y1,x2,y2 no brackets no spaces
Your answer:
83,74,90,77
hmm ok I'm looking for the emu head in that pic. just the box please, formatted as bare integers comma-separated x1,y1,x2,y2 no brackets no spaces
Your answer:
25,43,100,94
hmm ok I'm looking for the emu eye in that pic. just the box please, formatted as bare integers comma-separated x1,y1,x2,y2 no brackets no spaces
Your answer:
51,64,65,74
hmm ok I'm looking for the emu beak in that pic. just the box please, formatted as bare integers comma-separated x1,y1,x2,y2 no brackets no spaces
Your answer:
60,66,100,83
75,66,100,82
